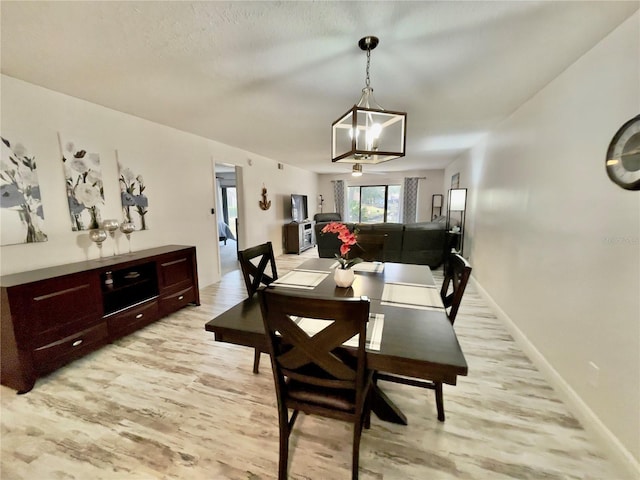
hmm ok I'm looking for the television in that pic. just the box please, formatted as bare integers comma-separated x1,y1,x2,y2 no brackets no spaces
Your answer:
291,194,308,223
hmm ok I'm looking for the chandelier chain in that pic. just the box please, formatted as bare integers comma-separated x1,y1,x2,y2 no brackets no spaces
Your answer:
365,47,371,88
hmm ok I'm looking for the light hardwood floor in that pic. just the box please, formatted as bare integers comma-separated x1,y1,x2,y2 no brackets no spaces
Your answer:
0,247,629,479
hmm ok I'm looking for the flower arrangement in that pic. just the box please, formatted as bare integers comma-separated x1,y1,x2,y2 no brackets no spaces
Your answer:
320,221,363,269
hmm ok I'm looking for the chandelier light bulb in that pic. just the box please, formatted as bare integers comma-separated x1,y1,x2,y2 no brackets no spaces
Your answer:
366,123,383,150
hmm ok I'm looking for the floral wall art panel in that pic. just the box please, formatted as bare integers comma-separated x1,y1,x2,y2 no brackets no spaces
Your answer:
0,136,48,245
117,152,149,230
59,134,105,231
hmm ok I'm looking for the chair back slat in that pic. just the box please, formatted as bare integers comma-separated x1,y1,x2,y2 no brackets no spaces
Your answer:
238,242,278,297
440,253,472,324
272,315,358,381
282,367,356,389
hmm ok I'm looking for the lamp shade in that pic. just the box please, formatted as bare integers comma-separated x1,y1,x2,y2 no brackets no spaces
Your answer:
449,188,467,211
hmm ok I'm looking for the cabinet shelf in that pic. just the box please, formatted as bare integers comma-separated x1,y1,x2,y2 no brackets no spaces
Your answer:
101,261,159,315
102,278,151,295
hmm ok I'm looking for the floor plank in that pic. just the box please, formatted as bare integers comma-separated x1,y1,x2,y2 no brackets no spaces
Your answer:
0,247,628,479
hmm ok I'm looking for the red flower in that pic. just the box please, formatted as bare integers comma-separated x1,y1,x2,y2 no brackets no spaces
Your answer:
320,221,363,269
321,221,348,235
338,230,357,246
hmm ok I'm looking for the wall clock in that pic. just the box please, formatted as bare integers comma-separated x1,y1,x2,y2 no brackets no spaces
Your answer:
605,114,640,190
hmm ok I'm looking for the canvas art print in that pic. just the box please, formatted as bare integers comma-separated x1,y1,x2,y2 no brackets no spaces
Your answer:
0,136,48,245
451,172,460,189
118,157,149,230
60,136,105,231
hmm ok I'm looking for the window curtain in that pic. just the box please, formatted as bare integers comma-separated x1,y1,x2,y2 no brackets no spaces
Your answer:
332,180,345,219
402,177,419,223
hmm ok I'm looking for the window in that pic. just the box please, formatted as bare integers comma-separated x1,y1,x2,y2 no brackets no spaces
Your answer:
346,185,401,223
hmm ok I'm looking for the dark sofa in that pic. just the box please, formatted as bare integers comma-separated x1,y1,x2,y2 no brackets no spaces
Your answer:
314,213,448,268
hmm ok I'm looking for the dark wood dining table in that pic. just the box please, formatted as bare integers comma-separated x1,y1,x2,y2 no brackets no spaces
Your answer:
204,258,468,425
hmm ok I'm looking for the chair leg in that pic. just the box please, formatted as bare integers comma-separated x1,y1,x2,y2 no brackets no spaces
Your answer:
278,410,290,480
253,348,261,374
364,389,372,430
435,381,445,422
352,421,362,480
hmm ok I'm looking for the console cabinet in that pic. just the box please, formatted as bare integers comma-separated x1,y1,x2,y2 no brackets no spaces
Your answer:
284,221,316,254
1,245,199,393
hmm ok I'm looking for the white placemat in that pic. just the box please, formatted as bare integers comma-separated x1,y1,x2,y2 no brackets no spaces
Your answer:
271,270,328,289
290,313,384,351
352,262,385,273
381,282,445,311
294,267,333,274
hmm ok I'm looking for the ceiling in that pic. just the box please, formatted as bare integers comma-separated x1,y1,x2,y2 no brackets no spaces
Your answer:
1,2,637,175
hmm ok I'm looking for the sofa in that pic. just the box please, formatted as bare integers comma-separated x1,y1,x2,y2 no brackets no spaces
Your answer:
313,213,448,268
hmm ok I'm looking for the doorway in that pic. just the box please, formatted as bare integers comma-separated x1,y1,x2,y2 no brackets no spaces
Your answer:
215,163,240,275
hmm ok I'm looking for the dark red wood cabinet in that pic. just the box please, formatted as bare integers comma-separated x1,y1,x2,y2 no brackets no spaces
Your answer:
1,245,199,393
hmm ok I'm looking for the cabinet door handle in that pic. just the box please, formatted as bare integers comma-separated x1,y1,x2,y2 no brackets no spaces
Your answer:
135,313,144,319
178,295,184,300
72,339,83,347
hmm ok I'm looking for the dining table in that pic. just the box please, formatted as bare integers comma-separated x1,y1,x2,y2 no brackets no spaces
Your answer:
204,258,468,425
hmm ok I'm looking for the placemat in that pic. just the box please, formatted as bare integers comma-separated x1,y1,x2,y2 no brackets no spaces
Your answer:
352,262,385,273
381,282,444,311
272,270,328,289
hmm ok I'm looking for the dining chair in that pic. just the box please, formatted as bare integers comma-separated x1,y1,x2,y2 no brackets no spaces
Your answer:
258,288,374,480
377,253,472,421
238,241,278,373
349,232,387,262
440,253,472,325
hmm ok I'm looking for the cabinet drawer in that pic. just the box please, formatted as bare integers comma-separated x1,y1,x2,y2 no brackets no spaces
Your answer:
159,285,196,315
18,273,102,345
107,299,159,338
32,323,109,374
158,253,195,292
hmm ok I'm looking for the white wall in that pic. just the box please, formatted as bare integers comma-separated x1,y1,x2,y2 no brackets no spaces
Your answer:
236,159,317,253
318,169,445,222
446,13,640,474
0,75,317,286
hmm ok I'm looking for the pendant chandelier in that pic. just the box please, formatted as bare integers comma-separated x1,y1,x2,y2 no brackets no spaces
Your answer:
331,36,407,165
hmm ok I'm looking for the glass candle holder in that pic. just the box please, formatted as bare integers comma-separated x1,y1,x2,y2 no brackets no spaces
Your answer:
89,229,108,259
120,221,135,254
102,219,120,255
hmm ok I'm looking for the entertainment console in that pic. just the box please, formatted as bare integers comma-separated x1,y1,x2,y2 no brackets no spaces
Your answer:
0,245,199,393
284,221,316,254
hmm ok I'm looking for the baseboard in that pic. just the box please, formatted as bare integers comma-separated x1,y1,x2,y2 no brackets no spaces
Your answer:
470,276,640,480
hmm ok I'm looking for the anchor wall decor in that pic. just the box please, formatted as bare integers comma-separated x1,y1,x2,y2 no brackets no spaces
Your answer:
259,185,271,211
